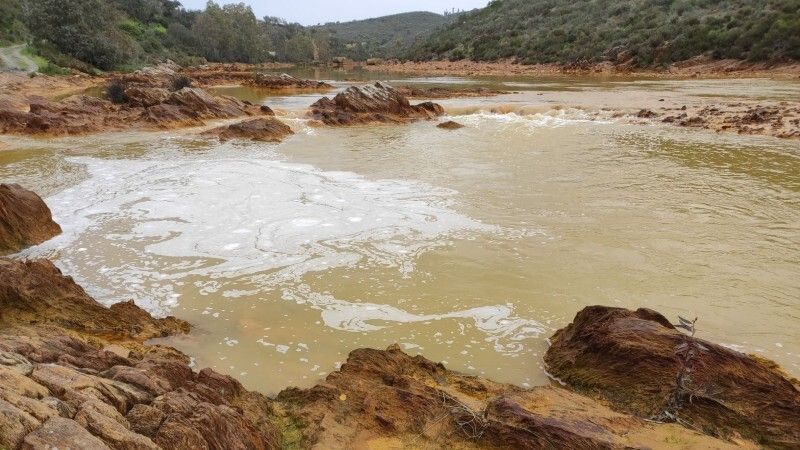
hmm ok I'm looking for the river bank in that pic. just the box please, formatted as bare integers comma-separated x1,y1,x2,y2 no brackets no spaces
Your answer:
363,57,800,79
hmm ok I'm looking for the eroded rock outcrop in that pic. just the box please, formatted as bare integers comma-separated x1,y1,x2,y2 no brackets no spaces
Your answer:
309,82,444,126
0,184,61,255
544,306,800,448
202,117,294,142
0,257,280,450
275,345,748,449
0,87,265,136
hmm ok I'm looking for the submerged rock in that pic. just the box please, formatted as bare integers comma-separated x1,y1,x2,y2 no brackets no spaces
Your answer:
437,120,465,130
544,306,800,448
202,117,294,142
0,184,61,255
309,82,444,126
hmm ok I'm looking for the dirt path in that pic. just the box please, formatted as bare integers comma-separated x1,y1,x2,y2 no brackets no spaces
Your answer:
0,44,39,72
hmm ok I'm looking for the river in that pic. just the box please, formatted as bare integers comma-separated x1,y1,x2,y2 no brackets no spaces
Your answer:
2,69,798,393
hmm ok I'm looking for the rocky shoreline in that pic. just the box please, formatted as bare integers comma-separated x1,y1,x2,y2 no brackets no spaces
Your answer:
2,62,800,142
0,184,798,449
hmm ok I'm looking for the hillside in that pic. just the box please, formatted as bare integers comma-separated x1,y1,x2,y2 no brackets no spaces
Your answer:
407,0,800,66
313,11,457,60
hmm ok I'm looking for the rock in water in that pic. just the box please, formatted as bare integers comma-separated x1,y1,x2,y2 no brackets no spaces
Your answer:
437,120,465,130
202,117,294,142
247,73,331,90
0,258,189,340
309,82,444,126
0,184,61,255
544,306,800,447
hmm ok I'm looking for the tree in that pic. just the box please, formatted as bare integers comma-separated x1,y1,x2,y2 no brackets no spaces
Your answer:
23,0,136,70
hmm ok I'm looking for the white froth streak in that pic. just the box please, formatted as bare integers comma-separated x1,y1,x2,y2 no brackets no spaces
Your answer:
19,150,546,350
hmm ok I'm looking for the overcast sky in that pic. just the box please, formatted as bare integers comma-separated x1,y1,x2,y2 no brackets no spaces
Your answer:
180,1,490,26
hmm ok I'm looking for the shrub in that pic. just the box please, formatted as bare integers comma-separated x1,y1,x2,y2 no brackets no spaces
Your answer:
169,75,192,91
106,79,129,104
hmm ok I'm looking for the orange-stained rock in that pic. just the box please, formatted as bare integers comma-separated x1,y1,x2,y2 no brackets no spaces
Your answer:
309,82,444,126
544,306,800,448
0,184,61,255
0,86,264,137
275,345,751,449
202,117,293,142
0,258,188,340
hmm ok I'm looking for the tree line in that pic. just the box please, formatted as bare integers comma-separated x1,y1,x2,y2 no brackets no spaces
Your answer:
2,0,331,71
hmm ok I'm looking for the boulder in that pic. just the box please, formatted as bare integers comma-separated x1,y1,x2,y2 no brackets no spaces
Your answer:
309,82,444,126
0,184,61,255
544,306,800,448
166,88,252,120
201,117,293,142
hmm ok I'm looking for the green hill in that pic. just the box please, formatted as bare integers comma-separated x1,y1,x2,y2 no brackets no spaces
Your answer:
313,11,457,60
407,0,800,66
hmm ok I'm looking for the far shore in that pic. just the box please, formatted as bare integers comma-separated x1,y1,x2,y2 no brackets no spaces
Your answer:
360,58,800,80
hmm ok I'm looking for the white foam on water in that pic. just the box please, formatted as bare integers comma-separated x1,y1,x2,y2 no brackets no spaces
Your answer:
24,154,495,315
281,284,545,353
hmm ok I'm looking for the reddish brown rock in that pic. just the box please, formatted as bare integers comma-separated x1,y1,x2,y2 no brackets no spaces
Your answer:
0,258,188,340
22,417,111,450
0,184,61,255
247,73,331,90
544,306,800,448
437,120,465,130
202,117,293,142
124,87,171,108
309,82,444,126
0,86,264,137
275,345,746,449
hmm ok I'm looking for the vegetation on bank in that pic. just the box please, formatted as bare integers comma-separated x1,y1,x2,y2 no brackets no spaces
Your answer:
406,0,800,66
2,0,798,73
311,12,456,61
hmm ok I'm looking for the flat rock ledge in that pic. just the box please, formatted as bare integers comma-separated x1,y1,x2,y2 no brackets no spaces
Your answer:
309,82,444,126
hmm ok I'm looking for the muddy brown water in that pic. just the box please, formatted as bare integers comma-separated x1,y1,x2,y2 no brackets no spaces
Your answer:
1,70,799,394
